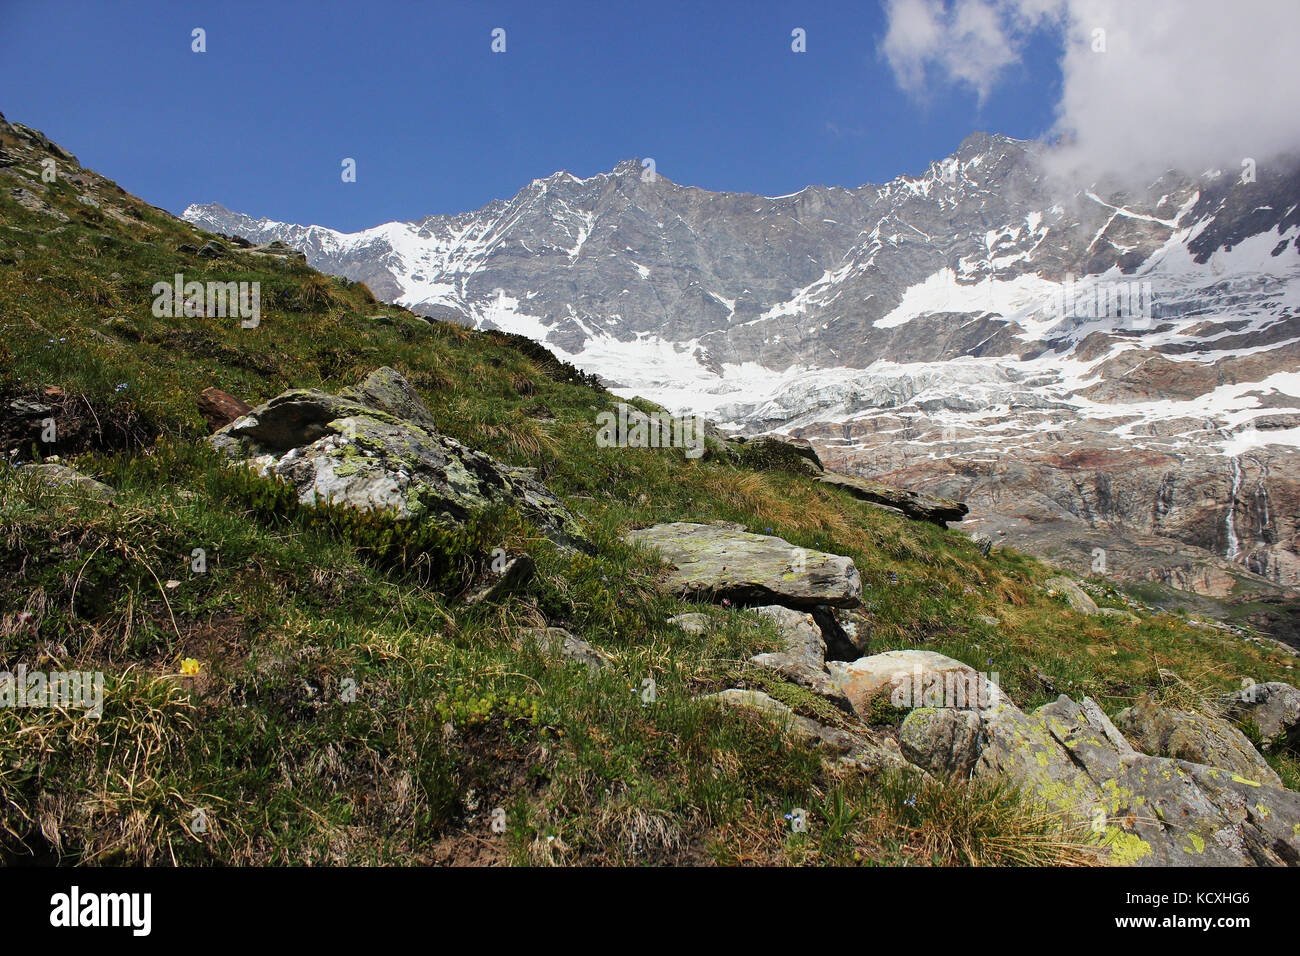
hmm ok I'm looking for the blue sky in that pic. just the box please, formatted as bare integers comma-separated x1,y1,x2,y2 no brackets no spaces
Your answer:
0,0,1063,231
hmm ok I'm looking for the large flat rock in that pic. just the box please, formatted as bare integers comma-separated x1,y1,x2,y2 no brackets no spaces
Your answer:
624,521,861,609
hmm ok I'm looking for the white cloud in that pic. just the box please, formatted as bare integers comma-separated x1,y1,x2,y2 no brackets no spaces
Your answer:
880,0,1300,181
880,0,1057,102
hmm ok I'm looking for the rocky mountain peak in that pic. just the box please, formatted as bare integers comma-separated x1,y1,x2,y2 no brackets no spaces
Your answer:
183,133,1300,603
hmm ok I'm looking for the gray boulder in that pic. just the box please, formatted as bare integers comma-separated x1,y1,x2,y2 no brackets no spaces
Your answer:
899,707,983,777
750,605,825,667
1043,576,1099,615
827,650,1004,720
16,462,114,501
210,368,587,550
1220,681,1300,752
520,627,611,672
624,521,861,609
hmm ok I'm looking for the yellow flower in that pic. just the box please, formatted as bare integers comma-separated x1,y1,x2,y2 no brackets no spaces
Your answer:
180,658,201,676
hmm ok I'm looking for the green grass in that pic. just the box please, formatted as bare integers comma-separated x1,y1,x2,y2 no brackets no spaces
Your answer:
1,123,1296,866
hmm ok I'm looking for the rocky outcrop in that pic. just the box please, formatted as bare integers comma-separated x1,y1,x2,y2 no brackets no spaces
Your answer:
624,521,861,609
210,367,588,549
899,690,1300,866
815,472,968,526
731,435,824,476
1220,681,1300,752
1113,697,1282,787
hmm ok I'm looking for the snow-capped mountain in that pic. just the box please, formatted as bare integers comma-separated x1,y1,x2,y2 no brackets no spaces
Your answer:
184,133,1300,613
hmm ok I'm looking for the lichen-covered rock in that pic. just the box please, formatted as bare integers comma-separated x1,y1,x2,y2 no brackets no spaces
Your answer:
340,366,438,431
1220,681,1300,752
624,521,861,609
888,689,1300,865
1036,696,1300,866
815,472,968,525
899,707,983,777
975,697,1107,813
210,368,588,550
1113,697,1283,787
1043,576,1100,614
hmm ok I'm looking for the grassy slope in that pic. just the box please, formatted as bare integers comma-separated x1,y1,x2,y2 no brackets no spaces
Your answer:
1,122,1295,866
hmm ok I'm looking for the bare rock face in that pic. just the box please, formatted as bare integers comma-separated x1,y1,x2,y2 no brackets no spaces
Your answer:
822,431,1300,647
209,367,588,550
624,521,861,609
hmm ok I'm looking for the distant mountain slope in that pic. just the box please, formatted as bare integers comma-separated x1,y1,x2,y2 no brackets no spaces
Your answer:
186,136,1300,599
